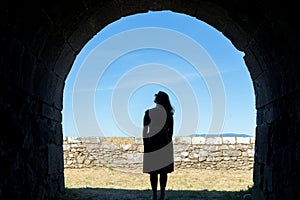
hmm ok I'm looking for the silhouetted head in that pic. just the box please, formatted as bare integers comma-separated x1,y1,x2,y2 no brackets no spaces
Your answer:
154,91,174,114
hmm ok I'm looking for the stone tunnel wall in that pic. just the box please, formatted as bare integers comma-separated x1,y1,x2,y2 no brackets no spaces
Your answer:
63,136,255,171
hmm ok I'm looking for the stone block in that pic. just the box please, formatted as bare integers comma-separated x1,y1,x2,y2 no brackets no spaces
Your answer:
66,137,81,143
63,144,70,151
190,153,199,159
199,157,206,162
134,137,143,144
48,144,63,175
191,137,206,144
205,137,222,144
219,145,229,150
120,144,132,151
202,145,219,152
222,137,236,144
181,152,189,157
255,125,269,164
199,149,208,157
174,144,189,152
174,136,191,144
236,137,251,144
80,137,101,144
85,143,101,151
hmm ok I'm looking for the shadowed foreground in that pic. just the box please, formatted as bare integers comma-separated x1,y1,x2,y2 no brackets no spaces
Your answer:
58,168,253,199
57,187,251,200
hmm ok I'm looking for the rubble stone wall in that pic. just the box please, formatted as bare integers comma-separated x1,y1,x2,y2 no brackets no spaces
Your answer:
63,136,255,171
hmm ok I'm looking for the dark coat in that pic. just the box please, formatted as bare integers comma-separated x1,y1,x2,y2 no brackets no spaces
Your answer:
142,105,174,174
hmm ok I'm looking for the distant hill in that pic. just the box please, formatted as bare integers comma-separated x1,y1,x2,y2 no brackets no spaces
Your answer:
189,133,252,137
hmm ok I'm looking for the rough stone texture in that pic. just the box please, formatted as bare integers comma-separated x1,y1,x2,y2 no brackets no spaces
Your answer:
63,137,255,171
0,1,299,200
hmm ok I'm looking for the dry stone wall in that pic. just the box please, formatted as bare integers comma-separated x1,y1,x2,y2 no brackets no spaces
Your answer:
63,137,255,171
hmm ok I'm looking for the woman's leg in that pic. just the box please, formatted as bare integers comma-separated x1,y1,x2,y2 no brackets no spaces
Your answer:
150,173,158,199
159,173,168,199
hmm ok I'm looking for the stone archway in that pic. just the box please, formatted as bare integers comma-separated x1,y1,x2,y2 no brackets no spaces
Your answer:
0,1,299,200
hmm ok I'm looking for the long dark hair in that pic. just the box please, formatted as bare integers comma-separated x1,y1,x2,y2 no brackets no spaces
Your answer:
154,91,174,114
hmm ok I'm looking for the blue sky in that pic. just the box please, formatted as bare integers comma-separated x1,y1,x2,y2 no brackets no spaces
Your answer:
62,10,256,138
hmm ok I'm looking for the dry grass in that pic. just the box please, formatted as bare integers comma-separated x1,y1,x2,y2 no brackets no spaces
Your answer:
58,167,253,200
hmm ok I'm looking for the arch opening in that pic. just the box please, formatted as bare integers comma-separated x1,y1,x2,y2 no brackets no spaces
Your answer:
61,10,256,199
63,10,256,139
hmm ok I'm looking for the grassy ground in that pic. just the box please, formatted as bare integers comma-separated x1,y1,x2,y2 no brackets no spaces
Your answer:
57,167,253,200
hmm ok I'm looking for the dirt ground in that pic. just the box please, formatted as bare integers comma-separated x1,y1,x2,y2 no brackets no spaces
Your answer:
57,167,253,200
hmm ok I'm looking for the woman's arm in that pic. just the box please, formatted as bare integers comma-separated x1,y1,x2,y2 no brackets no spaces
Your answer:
168,114,174,140
143,110,151,143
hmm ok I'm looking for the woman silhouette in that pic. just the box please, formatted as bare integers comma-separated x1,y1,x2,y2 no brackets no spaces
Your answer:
143,91,174,200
